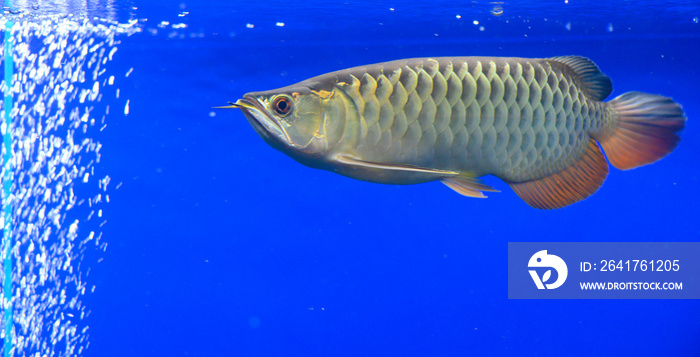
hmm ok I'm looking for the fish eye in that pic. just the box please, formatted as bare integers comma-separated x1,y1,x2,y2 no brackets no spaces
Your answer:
272,95,293,117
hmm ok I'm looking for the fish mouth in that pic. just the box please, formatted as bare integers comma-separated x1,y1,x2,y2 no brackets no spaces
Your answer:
221,97,292,146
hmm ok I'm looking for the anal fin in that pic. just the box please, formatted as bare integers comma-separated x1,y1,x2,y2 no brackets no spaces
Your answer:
508,138,609,209
442,174,499,198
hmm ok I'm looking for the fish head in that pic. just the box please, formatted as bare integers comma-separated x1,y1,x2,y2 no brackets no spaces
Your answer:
228,83,355,168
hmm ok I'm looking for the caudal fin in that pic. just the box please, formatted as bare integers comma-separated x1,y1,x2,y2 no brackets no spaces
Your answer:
599,92,686,170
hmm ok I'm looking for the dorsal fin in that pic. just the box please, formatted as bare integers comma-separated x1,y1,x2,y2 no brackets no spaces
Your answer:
507,138,609,209
547,56,612,101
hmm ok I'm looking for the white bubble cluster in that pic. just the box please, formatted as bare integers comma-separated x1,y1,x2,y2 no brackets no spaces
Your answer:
0,14,138,356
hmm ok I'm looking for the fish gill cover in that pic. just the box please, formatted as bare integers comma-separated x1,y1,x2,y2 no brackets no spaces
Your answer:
0,1,138,355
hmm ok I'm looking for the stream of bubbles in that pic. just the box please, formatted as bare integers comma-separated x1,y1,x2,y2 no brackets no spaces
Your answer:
1,8,138,356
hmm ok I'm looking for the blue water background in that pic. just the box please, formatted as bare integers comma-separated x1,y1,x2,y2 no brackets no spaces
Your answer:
76,1,700,356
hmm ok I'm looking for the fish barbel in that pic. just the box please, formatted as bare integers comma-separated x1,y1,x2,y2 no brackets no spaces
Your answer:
222,56,686,209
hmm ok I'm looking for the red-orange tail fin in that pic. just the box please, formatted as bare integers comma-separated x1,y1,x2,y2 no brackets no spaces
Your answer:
600,92,686,170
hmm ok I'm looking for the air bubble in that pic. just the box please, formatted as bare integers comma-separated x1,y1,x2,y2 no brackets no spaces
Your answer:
490,5,504,16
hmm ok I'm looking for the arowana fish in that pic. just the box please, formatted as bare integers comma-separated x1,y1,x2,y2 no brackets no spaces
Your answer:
221,56,686,209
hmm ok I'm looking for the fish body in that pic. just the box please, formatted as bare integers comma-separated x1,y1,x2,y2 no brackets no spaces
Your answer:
227,56,685,209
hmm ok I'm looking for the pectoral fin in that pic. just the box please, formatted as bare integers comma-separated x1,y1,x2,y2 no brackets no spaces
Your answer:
442,173,500,198
334,155,498,198
335,155,459,176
